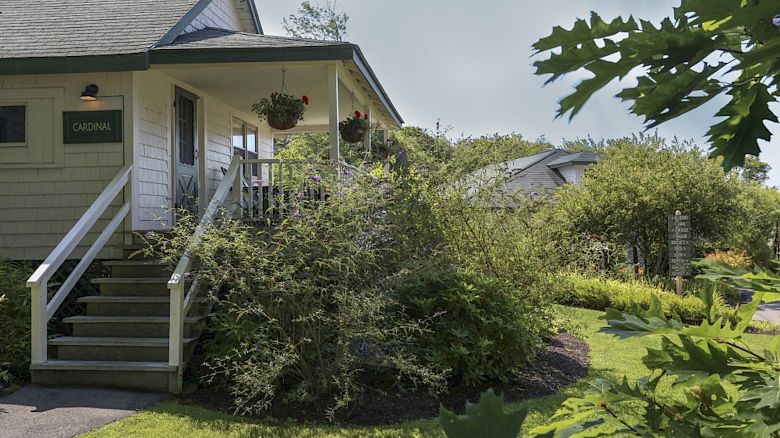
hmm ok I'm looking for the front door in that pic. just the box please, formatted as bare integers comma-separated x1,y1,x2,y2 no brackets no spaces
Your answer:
174,87,198,215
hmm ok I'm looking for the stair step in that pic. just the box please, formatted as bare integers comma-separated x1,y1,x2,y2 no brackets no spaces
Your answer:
103,260,170,277
48,336,197,361
65,315,205,338
31,360,176,392
91,277,175,296
91,277,171,284
49,336,197,347
31,360,175,372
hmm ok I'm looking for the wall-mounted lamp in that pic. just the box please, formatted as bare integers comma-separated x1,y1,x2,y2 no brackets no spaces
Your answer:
80,84,99,101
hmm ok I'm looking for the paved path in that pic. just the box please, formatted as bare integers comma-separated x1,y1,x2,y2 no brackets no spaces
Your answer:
0,386,167,438
754,300,780,324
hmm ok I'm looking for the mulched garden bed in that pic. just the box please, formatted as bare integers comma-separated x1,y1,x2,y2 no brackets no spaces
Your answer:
182,333,590,426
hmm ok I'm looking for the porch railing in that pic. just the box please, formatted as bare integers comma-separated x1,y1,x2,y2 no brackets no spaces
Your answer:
26,165,132,365
236,158,334,223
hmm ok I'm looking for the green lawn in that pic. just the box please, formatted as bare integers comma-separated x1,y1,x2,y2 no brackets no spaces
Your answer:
80,306,775,438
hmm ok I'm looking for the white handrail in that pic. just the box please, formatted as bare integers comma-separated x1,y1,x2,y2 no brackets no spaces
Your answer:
167,155,241,393
27,164,132,364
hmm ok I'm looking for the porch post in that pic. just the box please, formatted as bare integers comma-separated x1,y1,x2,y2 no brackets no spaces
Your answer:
328,64,340,162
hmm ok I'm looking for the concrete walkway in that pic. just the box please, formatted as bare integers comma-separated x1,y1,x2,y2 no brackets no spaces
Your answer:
0,386,167,438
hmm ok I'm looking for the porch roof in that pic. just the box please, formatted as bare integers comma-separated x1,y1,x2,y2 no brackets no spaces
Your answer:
151,28,403,127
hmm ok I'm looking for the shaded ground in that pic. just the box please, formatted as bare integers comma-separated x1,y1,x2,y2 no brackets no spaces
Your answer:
0,385,167,438
184,333,589,426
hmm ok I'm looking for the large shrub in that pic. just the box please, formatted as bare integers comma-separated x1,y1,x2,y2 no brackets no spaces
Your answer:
147,172,446,418
0,259,32,381
396,265,549,385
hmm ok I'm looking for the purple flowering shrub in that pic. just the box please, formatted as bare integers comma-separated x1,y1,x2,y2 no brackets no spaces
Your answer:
144,177,446,418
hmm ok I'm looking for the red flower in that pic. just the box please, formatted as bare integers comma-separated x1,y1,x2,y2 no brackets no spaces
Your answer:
354,111,361,118
364,114,369,120
301,95,309,105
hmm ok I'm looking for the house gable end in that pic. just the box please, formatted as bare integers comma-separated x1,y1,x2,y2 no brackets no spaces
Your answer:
183,0,260,34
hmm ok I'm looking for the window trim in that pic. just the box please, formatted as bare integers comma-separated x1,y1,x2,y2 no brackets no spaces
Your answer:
0,102,28,148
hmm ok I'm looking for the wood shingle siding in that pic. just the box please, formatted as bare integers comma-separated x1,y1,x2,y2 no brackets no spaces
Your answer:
183,0,251,34
0,73,130,260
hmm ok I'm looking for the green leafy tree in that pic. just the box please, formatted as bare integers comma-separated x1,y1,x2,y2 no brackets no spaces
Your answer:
533,2,780,169
737,155,773,185
556,135,745,276
283,1,349,41
452,133,552,176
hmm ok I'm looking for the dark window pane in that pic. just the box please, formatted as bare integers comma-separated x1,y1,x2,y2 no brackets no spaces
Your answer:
0,106,25,143
179,97,195,165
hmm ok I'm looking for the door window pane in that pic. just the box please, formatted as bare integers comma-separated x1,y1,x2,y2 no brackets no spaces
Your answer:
246,124,258,158
179,97,195,165
0,105,25,143
232,117,245,157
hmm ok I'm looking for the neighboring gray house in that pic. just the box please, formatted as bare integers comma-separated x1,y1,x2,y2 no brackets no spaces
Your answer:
469,149,598,196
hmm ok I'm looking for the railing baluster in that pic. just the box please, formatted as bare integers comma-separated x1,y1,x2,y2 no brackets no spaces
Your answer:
269,163,275,219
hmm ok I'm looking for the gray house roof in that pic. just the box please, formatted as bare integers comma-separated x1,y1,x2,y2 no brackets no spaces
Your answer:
154,28,345,51
0,0,402,127
0,0,203,59
469,149,600,196
547,151,599,169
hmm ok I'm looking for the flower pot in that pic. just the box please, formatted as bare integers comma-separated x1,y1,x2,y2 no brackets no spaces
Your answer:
340,125,367,143
267,110,302,130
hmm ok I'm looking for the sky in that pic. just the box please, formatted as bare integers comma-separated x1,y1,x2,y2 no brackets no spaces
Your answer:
255,0,780,186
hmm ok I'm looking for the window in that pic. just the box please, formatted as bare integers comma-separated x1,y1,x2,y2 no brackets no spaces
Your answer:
232,117,245,158
246,124,258,159
232,117,258,159
0,105,25,144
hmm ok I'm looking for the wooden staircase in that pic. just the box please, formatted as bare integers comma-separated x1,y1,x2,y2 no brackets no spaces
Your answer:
30,247,207,393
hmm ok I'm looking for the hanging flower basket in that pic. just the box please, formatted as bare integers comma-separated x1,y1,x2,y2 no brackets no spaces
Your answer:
339,111,370,143
252,93,309,131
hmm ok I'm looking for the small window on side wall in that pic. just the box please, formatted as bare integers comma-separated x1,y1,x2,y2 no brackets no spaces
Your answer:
0,105,25,144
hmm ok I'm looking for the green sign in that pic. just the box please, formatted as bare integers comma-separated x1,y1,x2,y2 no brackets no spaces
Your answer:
63,110,122,144
669,214,692,277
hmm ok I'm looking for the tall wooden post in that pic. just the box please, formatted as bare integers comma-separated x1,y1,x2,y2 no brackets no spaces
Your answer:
674,210,684,294
328,64,340,162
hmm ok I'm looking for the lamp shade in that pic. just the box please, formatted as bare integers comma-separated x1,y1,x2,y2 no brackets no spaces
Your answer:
80,84,99,101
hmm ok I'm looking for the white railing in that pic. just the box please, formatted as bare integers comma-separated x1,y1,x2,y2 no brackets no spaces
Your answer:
237,158,334,223
167,155,241,393
166,156,359,392
26,165,132,365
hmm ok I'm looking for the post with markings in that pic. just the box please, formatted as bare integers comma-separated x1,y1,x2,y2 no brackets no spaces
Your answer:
668,210,692,294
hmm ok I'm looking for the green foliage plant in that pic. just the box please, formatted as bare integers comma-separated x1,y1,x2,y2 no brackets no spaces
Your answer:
144,171,446,419
532,263,780,437
396,266,549,385
251,92,309,124
0,259,32,381
439,389,528,438
533,2,780,169
555,273,735,324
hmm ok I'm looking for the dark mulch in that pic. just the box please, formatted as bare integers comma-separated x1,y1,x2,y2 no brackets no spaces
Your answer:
183,333,590,426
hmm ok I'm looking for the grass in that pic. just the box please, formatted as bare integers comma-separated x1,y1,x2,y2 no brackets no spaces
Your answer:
80,306,775,437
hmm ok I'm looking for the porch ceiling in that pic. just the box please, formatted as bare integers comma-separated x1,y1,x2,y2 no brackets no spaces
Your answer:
155,61,399,132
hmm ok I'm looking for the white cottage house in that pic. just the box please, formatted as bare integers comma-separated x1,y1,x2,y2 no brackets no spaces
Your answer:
0,0,402,392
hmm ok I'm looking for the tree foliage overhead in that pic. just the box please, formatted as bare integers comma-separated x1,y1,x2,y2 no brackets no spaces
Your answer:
533,1,780,170
282,1,349,42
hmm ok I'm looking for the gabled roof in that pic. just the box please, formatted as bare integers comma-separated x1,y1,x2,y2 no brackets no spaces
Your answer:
546,151,599,169
0,0,202,59
154,28,345,51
